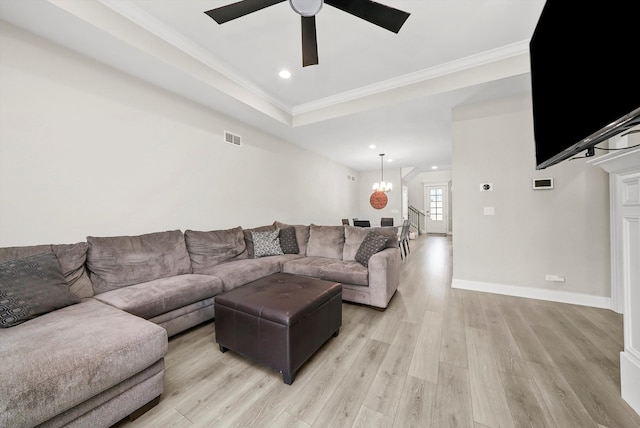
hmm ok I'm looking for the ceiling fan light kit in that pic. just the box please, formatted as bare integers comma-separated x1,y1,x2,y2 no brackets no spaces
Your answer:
289,0,323,17
204,0,410,67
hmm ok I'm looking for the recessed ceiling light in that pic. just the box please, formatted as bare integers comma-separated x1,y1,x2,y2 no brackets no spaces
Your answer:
432,166,439,170
387,159,393,162
279,69,291,79
369,144,376,149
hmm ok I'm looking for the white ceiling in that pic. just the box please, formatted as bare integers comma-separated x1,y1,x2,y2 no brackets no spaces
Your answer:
0,0,546,171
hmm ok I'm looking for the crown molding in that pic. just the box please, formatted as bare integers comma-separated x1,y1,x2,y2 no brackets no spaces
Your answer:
93,1,530,126
292,40,530,115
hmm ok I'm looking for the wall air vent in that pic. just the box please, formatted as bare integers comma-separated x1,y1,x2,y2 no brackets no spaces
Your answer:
224,130,241,146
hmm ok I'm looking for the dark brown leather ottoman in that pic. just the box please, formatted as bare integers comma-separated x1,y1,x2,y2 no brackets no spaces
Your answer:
214,273,342,384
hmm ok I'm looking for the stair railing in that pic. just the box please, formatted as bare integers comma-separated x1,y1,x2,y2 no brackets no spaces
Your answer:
408,205,425,235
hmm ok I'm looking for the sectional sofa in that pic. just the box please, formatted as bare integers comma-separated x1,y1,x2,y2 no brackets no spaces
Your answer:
0,221,401,427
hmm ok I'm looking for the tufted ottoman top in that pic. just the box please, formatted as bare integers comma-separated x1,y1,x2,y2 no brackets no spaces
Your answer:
214,273,341,326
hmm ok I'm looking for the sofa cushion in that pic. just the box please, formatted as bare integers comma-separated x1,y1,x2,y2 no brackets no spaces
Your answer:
243,225,276,258
0,298,167,428
320,260,369,286
343,226,399,261
185,227,248,273
306,224,345,260
252,230,284,258
355,231,390,267
86,230,192,294
92,274,224,319
282,257,338,278
198,257,286,291
279,227,300,254
0,253,81,328
370,226,399,248
274,221,310,255
0,244,50,263
343,225,370,261
0,243,93,299
51,242,94,299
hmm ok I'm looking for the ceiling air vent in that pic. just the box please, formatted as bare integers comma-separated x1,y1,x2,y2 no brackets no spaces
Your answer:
224,130,241,146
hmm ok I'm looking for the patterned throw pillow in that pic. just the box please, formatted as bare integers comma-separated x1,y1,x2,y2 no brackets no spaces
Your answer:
279,227,299,254
355,231,389,267
0,253,81,328
252,230,285,258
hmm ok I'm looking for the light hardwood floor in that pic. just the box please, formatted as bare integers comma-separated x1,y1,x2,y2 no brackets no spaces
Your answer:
116,235,640,428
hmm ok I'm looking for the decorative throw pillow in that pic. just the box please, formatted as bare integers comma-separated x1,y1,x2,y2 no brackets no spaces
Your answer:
355,231,389,267
252,230,284,258
274,221,310,255
243,225,276,258
0,253,81,328
279,227,300,254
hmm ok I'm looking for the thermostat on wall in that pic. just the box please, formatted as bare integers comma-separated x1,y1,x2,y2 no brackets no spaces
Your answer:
533,178,554,190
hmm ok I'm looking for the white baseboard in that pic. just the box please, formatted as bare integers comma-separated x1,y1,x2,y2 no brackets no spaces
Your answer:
451,278,612,310
621,351,640,415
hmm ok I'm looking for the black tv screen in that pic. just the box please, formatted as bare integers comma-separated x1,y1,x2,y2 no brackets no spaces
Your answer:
530,0,640,169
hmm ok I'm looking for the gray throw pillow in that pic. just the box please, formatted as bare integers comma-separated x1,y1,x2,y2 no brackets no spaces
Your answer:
273,221,310,255
0,253,81,328
355,231,389,267
279,227,299,254
252,230,284,258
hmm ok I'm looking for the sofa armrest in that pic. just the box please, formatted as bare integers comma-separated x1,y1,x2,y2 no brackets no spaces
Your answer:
366,246,402,309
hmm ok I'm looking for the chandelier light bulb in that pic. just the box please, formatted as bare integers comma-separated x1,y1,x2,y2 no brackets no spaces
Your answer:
372,154,392,193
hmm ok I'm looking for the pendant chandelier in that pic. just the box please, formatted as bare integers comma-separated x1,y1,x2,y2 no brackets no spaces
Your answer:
372,153,392,193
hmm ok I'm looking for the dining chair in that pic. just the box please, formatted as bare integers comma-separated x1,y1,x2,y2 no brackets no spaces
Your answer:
380,217,394,227
353,220,371,227
399,219,410,259
341,219,350,225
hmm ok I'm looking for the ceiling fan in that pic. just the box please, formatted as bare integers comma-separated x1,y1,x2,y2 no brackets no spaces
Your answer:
204,0,410,67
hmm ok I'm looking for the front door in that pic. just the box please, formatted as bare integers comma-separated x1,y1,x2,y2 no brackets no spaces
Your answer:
424,185,448,234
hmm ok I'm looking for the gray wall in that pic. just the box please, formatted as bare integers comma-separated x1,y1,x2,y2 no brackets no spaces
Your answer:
451,94,611,299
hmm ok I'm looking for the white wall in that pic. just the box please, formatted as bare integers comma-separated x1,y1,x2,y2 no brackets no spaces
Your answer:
406,170,453,233
0,23,358,246
356,168,402,227
451,94,612,304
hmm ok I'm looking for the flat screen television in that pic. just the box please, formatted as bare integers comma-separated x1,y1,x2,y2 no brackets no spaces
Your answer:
530,0,640,170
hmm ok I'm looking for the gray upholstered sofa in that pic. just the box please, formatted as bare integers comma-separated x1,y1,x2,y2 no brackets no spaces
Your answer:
0,221,400,427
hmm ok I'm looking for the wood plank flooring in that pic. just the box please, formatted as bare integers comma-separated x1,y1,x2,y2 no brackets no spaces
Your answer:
115,235,640,428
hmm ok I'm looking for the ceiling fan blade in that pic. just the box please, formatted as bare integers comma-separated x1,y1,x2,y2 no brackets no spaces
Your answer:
301,16,319,67
325,0,410,33
205,0,285,24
